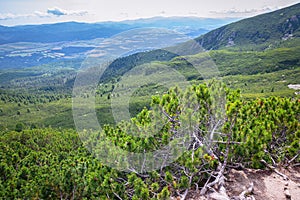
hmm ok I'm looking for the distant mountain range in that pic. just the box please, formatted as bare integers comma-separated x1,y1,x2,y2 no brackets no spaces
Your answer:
196,3,300,50
1,3,299,71
0,17,237,45
0,22,131,45
0,17,238,69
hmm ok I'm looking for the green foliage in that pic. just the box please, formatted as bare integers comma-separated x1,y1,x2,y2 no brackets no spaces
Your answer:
224,96,300,168
15,123,24,132
179,175,189,189
0,82,299,199
157,186,170,200
0,129,128,199
1,5,300,198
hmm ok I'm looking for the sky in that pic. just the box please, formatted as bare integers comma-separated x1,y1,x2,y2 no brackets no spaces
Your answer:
0,0,299,26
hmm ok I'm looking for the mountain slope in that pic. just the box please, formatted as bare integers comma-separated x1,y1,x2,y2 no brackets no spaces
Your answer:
196,3,300,50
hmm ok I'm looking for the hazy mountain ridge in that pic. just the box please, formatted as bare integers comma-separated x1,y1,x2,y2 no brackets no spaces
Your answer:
0,22,132,45
0,17,237,45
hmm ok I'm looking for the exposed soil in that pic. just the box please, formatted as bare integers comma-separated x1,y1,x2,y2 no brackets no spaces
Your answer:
225,167,300,200
183,167,300,200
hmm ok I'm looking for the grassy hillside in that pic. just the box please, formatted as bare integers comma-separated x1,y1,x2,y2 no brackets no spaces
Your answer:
1,41,299,130
196,3,300,50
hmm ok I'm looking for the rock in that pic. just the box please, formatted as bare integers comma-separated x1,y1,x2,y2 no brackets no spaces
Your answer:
209,192,230,200
284,188,291,199
284,182,289,186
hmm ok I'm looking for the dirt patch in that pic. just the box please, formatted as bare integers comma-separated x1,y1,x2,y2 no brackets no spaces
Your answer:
183,167,300,200
226,167,300,200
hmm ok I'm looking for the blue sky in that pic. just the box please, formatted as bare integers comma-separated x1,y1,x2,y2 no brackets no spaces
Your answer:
0,0,299,26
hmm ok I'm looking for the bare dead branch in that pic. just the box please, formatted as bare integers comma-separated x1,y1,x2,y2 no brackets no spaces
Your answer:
288,153,299,165
260,159,289,180
113,192,123,200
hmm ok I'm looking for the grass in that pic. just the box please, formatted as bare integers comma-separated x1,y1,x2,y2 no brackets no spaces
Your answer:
1,38,299,131
222,68,300,98
1,65,299,131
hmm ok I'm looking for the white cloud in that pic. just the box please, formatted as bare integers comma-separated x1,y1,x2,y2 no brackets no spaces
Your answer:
34,11,51,18
47,7,88,17
0,0,297,25
0,7,88,21
0,13,40,20
210,6,277,17
0,13,17,20
47,7,67,16
119,12,129,18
